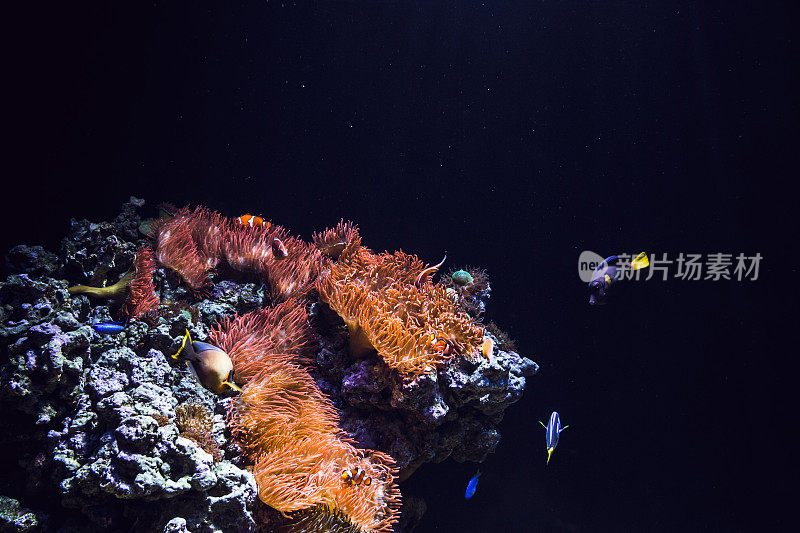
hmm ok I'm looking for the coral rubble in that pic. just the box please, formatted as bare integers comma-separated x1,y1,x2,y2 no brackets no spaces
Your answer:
0,199,538,532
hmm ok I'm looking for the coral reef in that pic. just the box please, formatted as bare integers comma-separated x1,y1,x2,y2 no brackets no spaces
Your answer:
0,200,538,532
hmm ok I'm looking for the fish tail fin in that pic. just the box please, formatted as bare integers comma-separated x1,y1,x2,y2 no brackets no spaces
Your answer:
546,447,554,465
631,252,649,271
170,329,191,361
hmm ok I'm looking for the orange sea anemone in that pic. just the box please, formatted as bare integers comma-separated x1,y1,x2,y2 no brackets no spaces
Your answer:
210,300,316,383
151,205,322,302
313,220,362,261
266,238,324,302
154,209,212,292
214,304,401,531
317,248,485,375
229,365,400,532
221,219,287,274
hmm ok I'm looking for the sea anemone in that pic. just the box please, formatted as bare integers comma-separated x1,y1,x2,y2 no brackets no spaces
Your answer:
227,362,400,532
175,402,223,462
265,238,324,302
150,205,322,302
279,504,361,533
210,300,316,383
318,248,485,375
313,220,362,261
154,209,212,293
119,246,160,319
214,303,401,531
221,219,287,274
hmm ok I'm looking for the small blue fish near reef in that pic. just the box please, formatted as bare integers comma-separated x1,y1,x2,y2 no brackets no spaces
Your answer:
588,252,649,305
539,411,568,465
91,321,126,334
464,470,481,499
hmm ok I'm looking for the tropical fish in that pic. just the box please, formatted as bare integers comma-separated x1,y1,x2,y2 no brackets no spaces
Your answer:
464,470,481,499
170,329,242,396
68,270,133,300
237,214,269,228
414,254,447,286
539,411,568,464
341,466,372,487
480,337,494,361
588,252,649,305
271,236,288,259
92,321,126,334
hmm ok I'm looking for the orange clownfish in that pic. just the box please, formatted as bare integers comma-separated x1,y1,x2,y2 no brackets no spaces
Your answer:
341,467,372,487
237,214,269,228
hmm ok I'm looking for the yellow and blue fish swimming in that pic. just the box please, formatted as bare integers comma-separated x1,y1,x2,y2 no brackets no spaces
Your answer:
540,411,568,464
588,252,649,305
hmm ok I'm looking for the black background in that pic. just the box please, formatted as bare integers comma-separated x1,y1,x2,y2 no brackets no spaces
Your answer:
3,2,795,531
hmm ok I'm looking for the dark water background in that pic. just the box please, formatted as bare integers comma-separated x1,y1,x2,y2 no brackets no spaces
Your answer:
4,2,796,531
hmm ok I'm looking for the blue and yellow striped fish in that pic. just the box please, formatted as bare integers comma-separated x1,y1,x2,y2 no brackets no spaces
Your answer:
539,411,569,464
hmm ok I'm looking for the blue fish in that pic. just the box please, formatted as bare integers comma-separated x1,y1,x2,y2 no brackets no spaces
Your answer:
464,470,481,499
92,321,126,334
588,252,649,305
539,411,568,464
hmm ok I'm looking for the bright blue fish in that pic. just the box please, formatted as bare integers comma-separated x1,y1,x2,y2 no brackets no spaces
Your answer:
464,470,481,499
539,411,568,464
92,321,125,334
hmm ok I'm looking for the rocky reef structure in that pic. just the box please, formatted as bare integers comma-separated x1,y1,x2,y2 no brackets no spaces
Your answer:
0,199,538,532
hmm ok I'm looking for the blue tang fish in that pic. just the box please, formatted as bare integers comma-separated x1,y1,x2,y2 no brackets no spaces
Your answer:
588,252,649,305
92,321,126,334
464,470,481,499
539,411,569,464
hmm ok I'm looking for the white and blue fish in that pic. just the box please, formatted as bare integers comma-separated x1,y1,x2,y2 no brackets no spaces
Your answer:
539,411,569,464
